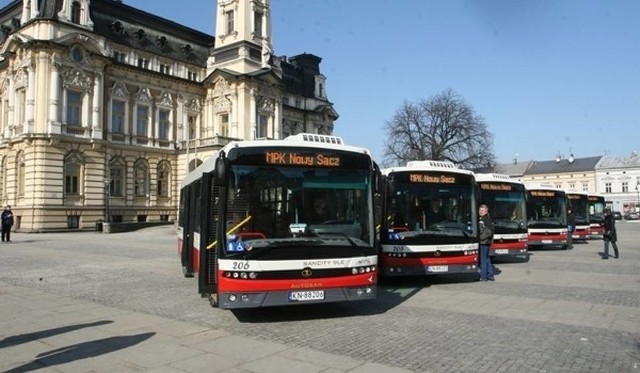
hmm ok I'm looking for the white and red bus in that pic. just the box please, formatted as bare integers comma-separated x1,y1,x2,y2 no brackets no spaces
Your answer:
526,187,569,249
379,161,479,277
588,193,606,237
475,173,528,258
178,134,380,309
566,190,591,241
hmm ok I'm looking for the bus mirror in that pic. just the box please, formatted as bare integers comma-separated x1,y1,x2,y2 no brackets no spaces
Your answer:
213,155,228,186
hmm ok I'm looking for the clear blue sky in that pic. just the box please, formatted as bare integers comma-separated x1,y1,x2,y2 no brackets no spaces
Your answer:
131,1,639,164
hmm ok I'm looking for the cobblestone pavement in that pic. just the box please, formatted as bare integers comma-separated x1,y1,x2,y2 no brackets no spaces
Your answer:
1,222,639,372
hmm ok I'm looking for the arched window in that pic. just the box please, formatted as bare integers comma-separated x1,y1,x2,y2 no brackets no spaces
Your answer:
157,161,171,198
188,158,202,172
64,152,84,196
16,152,25,197
71,1,81,24
134,159,149,197
109,157,126,197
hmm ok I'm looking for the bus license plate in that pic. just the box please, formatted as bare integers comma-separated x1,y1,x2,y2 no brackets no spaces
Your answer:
289,290,324,302
494,249,509,254
427,265,448,273
541,240,552,244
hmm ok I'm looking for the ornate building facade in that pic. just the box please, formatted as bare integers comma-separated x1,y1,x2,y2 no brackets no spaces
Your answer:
0,0,338,231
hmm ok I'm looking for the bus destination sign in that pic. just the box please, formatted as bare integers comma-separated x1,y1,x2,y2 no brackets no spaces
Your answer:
409,173,456,184
567,194,582,200
265,151,341,167
531,191,557,197
479,183,512,191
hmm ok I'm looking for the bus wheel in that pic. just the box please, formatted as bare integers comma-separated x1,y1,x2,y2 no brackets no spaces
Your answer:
208,293,219,308
182,266,194,278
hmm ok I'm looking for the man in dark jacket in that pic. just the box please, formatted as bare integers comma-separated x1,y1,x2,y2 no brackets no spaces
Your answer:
1,205,14,242
602,208,619,259
478,204,495,281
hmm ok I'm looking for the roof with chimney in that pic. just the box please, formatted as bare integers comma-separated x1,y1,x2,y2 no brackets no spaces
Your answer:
524,156,602,175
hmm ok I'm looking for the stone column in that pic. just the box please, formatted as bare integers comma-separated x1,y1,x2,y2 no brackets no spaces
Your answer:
25,65,35,133
91,73,103,139
249,88,256,139
5,78,14,138
48,58,61,134
274,98,281,139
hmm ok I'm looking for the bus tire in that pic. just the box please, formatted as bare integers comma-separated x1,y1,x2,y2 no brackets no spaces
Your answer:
208,293,219,308
182,265,194,278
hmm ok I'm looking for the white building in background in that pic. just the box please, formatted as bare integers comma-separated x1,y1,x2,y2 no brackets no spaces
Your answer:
0,0,338,231
595,153,640,213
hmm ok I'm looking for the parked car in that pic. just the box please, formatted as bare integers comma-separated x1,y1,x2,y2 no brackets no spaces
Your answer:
613,211,622,220
623,212,639,220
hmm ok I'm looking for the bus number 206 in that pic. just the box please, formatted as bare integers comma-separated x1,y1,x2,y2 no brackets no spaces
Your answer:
232,261,250,270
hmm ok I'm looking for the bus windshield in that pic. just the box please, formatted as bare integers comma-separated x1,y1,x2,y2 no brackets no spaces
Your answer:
386,182,475,238
481,190,527,232
527,194,567,227
569,195,590,223
589,197,605,222
223,165,373,254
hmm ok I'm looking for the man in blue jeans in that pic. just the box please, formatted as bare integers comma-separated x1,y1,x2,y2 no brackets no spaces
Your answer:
478,204,495,281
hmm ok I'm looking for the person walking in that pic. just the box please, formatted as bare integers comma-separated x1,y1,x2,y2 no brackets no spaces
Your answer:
602,208,619,259
478,204,495,281
1,205,14,243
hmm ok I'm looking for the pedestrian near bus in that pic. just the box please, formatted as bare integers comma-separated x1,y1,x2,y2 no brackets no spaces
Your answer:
1,205,14,243
602,208,619,259
478,204,495,281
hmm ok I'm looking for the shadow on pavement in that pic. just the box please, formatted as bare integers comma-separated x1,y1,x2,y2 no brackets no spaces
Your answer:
0,320,113,349
3,332,155,373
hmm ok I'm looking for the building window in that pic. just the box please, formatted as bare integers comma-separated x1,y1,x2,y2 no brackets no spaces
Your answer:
16,152,25,197
66,90,82,126
257,114,268,138
64,162,81,195
136,105,149,137
137,58,149,69
113,51,126,63
111,100,125,134
109,160,125,197
254,11,263,36
187,70,198,81
71,1,81,24
622,182,628,193
157,161,170,198
158,109,170,140
188,115,197,140
134,161,149,197
582,182,589,192
605,182,612,193
226,10,234,34
67,215,79,229
159,64,171,75
568,183,575,190
219,113,229,137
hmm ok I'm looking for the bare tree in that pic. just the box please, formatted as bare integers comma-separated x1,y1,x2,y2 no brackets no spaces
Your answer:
383,89,495,169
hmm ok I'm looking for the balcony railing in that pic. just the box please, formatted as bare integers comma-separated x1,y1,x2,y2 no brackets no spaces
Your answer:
180,135,238,150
